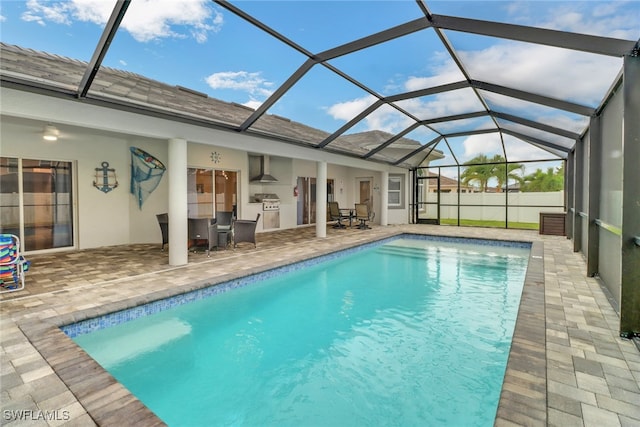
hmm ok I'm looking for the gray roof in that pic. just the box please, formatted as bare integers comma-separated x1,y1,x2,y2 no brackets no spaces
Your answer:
0,43,426,167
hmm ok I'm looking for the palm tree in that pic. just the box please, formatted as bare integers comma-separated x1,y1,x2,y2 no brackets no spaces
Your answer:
490,154,524,192
460,154,523,192
521,165,564,192
460,154,494,192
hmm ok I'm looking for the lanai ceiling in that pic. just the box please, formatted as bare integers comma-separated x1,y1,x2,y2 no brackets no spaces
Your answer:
1,0,638,168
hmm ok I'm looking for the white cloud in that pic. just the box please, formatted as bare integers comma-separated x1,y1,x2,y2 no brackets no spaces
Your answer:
71,0,113,24
205,71,274,98
326,88,487,135
542,2,639,39
404,53,465,90
504,1,638,39
442,133,562,172
397,88,485,119
326,95,377,121
503,138,562,166
461,134,502,162
21,0,222,42
459,42,621,106
364,104,413,134
326,97,414,134
505,2,532,20
22,0,72,25
0,15,6,23
326,89,492,138
120,0,222,43
242,100,261,111
541,114,589,134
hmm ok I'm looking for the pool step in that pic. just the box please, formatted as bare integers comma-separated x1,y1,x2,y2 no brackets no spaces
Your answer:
377,244,512,271
376,245,431,260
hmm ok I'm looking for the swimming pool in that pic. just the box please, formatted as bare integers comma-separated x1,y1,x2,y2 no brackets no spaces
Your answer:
66,235,531,426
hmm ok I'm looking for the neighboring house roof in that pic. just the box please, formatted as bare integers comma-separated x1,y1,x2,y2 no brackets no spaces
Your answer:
436,174,462,188
427,172,472,189
502,183,521,191
0,43,438,168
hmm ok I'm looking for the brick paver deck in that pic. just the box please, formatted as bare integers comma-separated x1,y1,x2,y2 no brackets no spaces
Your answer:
1,225,638,426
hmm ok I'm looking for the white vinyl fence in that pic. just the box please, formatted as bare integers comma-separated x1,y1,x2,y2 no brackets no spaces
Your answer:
438,191,564,223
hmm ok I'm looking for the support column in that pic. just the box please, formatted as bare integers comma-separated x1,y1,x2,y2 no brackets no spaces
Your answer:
316,161,327,238
168,138,188,266
587,115,601,277
565,150,575,240
573,139,584,253
380,171,388,226
620,53,640,335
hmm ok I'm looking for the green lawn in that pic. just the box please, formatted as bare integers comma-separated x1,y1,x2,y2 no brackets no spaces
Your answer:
439,218,539,230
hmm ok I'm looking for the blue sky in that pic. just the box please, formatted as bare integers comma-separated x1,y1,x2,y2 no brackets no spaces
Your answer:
1,0,639,169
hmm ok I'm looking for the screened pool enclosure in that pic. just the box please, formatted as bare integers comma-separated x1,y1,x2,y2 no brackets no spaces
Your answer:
1,2,638,333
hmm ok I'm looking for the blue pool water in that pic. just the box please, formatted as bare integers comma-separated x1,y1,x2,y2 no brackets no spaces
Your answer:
70,236,530,426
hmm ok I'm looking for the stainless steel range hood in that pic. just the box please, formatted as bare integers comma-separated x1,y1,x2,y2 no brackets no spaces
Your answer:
251,155,278,183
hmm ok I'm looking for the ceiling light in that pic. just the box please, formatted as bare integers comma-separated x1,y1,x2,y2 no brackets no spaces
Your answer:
43,125,59,141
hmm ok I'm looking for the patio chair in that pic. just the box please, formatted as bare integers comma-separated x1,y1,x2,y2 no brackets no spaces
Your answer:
354,203,374,230
156,213,169,251
216,211,234,231
216,211,235,249
0,234,30,293
328,201,350,229
233,214,261,248
188,218,218,256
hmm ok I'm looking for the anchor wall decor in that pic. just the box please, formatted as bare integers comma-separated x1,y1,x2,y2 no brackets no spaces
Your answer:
93,161,118,193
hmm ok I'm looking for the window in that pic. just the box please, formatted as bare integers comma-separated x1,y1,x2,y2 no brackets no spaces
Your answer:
415,175,427,212
388,174,404,209
0,157,74,251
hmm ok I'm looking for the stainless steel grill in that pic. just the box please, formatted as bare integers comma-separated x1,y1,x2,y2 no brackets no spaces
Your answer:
253,193,280,228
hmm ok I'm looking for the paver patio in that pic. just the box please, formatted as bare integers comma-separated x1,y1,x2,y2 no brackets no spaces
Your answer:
1,225,638,426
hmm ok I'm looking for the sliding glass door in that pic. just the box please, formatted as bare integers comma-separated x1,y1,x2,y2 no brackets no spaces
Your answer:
296,177,335,225
0,157,74,251
187,168,237,219
296,177,316,225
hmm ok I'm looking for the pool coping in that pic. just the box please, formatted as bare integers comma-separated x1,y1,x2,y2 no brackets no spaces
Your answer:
496,240,546,425
16,232,545,426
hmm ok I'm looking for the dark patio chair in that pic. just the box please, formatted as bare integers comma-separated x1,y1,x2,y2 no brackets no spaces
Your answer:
188,217,218,256
328,201,350,229
156,213,169,251
233,214,261,248
216,211,235,249
216,211,234,231
354,203,374,229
